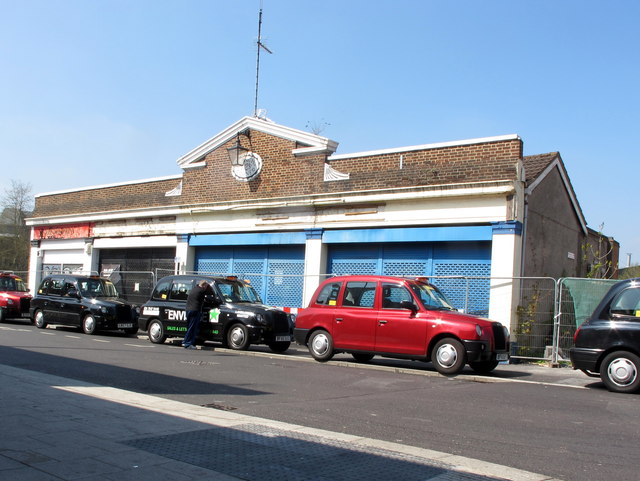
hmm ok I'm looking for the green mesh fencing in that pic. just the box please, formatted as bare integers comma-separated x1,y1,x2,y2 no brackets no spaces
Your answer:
559,278,618,328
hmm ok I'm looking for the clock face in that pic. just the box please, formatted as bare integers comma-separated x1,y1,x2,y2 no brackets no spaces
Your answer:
232,152,262,181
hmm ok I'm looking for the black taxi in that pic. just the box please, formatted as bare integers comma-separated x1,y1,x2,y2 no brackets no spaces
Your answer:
30,274,138,335
571,278,640,393
137,275,294,352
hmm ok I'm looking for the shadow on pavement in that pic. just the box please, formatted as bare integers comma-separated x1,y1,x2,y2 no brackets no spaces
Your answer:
0,345,267,397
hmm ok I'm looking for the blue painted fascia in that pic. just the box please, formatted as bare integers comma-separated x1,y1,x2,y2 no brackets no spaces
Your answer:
189,232,307,246
305,228,324,239
491,221,523,235
189,225,498,247
323,226,493,244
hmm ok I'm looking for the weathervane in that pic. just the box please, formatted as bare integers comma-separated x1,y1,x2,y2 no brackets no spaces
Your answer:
254,5,272,118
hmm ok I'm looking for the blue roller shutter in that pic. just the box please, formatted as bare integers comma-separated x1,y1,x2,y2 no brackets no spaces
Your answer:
195,246,304,307
328,242,490,315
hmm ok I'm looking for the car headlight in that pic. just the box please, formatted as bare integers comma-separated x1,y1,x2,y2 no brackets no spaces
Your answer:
475,324,483,337
255,313,266,325
6,299,14,305
100,306,109,314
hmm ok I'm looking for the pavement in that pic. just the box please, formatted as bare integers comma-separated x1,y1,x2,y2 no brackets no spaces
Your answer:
0,351,588,481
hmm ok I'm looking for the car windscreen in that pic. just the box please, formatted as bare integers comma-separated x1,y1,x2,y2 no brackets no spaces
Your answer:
78,279,120,298
217,281,262,303
0,277,28,292
410,283,455,310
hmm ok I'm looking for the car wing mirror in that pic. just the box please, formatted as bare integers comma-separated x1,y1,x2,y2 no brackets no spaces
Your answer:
400,300,418,313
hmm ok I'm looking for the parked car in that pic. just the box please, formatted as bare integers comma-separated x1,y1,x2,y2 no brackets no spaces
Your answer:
570,278,640,393
0,271,32,322
137,275,295,352
294,275,509,375
30,275,138,335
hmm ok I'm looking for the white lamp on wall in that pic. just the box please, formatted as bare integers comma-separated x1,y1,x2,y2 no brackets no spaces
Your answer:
227,132,250,167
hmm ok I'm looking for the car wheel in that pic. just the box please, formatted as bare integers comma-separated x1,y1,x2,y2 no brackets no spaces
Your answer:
308,329,334,362
82,315,97,335
600,351,640,393
148,320,166,344
469,360,499,374
352,353,374,363
34,310,47,329
268,341,291,353
227,324,250,350
431,337,466,375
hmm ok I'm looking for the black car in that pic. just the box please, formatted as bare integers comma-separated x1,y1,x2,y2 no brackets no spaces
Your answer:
30,275,138,335
137,275,294,353
570,278,640,393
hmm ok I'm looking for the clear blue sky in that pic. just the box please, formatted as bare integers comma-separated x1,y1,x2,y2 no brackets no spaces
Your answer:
2,1,638,265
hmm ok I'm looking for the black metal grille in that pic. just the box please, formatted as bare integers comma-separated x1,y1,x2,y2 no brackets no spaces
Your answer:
492,322,507,350
269,310,290,333
99,247,175,305
115,304,134,322
20,297,31,314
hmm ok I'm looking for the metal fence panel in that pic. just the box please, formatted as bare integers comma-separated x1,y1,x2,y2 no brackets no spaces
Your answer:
429,276,491,316
510,278,557,360
100,270,156,306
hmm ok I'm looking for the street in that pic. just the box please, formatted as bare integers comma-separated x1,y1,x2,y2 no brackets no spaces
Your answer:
1,320,638,481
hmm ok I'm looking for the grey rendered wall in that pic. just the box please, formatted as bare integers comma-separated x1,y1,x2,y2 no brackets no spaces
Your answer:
523,167,585,278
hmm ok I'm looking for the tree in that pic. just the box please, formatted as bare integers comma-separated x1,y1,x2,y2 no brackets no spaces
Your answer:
305,119,331,135
581,223,615,279
0,180,34,271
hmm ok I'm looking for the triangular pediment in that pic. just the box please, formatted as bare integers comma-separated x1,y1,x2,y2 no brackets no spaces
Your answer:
524,152,587,235
176,116,339,169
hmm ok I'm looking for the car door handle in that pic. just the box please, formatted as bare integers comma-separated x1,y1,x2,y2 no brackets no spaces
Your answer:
336,318,343,323
379,320,388,325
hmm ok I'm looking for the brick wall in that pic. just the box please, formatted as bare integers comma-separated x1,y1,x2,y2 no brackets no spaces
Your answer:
32,130,523,218
182,131,523,204
180,130,326,204
324,139,523,193
32,177,181,218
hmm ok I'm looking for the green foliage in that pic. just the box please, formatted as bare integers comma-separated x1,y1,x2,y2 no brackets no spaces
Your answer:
515,287,545,358
619,265,640,279
581,223,614,279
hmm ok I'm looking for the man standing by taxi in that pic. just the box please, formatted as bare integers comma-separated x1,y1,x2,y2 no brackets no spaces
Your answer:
183,280,213,349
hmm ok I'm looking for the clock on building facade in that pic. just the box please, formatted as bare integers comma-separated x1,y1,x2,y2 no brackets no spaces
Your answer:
232,152,263,181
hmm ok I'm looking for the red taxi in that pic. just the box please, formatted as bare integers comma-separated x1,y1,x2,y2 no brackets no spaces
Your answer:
293,275,509,375
0,272,32,322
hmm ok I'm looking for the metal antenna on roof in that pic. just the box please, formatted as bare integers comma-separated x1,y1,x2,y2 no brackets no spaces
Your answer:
254,5,272,118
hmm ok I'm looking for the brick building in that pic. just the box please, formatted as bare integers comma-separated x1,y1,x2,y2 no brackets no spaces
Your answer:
26,116,618,330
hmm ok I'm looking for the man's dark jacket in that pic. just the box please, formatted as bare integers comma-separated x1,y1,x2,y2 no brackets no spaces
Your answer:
185,283,212,312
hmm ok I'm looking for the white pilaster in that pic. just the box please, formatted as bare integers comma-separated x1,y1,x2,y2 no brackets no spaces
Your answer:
488,223,523,332
175,235,193,274
28,243,42,294
302,231,328,306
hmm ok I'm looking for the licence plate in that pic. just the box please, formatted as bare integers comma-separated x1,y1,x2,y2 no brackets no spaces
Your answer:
118,323,134,329
275,335,291,342
496,353,509,361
